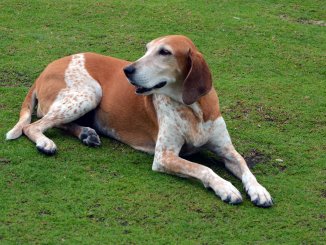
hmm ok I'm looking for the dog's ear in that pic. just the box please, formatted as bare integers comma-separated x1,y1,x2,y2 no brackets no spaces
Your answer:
182,49,212,105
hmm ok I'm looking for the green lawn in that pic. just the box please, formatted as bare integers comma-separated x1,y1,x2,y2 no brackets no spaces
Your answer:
0,0,325,244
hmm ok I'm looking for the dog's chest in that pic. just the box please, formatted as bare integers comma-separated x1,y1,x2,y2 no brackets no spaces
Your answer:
153,95,214,148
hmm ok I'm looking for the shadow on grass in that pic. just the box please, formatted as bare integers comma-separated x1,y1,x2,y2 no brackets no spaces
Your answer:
184,148,272,172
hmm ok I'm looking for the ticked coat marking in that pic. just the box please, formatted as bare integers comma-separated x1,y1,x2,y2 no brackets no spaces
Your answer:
6,35,273,207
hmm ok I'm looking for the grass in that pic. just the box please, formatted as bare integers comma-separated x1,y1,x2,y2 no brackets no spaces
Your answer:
0,0,325,244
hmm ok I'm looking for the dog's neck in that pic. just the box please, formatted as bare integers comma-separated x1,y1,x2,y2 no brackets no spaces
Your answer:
154,82,184,104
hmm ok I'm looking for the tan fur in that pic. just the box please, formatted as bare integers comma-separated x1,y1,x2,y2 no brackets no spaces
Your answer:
84,53,158,151
198,88,221,121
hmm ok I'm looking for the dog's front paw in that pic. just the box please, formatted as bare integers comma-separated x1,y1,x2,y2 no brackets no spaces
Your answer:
80,127,101,147
246,183,273,208
208,179,243,205
36,138,57,155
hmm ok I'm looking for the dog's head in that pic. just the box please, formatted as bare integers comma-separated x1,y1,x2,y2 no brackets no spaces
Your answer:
124,35,212,105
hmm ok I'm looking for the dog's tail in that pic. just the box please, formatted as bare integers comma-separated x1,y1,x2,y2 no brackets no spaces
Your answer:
6,83,37,140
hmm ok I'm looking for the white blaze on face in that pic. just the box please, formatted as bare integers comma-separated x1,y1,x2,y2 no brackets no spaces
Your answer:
132,41,180,90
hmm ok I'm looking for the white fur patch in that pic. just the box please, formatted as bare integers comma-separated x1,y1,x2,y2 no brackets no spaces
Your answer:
45,54,102,123
153,94,216,150
65,54,101,95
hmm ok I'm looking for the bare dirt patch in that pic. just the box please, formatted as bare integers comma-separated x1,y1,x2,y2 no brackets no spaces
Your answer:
0,70,34,87
223,100,293,126
297,18,326,26
244,148,271,169
280,14,326,27
223,100,251,120
244,149,287,172
321,189,326,199
185,148,288,175
0,158,11,164
184,148,273,170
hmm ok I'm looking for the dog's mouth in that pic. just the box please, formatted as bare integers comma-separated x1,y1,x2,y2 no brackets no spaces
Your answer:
134,81,167,94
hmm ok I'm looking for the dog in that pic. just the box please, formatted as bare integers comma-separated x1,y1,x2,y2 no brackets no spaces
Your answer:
6,35,273,207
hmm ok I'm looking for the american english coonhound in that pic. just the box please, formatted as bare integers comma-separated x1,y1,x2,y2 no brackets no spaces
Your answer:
6,35,273,207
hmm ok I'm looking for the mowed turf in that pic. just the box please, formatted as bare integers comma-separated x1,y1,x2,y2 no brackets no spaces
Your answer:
0,0,325,244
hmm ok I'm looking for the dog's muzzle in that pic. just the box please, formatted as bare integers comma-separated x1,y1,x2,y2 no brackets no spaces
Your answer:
123,65,167,94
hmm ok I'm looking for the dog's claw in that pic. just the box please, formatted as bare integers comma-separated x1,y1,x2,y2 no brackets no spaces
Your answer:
232,197,243,205
223,195,231,203
252,198,273,208
252,197,260,206
223,195,243,205
259,198,274,208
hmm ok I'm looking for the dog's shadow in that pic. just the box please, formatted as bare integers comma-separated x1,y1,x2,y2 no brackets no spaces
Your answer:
183,151,224,169
170,152,243,192
182,151,238,181
181,149,271,189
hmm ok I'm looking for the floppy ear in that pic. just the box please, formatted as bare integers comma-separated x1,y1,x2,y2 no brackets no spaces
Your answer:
182,50,212,105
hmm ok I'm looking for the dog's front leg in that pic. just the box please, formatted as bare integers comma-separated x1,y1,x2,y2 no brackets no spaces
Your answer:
152,136,242,204
208,117,273,207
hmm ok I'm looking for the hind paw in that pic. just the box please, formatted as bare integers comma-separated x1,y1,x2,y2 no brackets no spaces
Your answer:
80,127,101,147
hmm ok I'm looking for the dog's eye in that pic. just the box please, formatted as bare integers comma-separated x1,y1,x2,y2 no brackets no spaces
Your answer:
159,48,172,56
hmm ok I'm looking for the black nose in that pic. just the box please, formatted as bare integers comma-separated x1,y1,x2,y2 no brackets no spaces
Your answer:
123,65,136,78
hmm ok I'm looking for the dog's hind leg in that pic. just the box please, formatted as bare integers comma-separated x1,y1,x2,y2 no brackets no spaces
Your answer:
23,54,102,155
23,116,59,155
23,86,102,155
58,123,101,147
